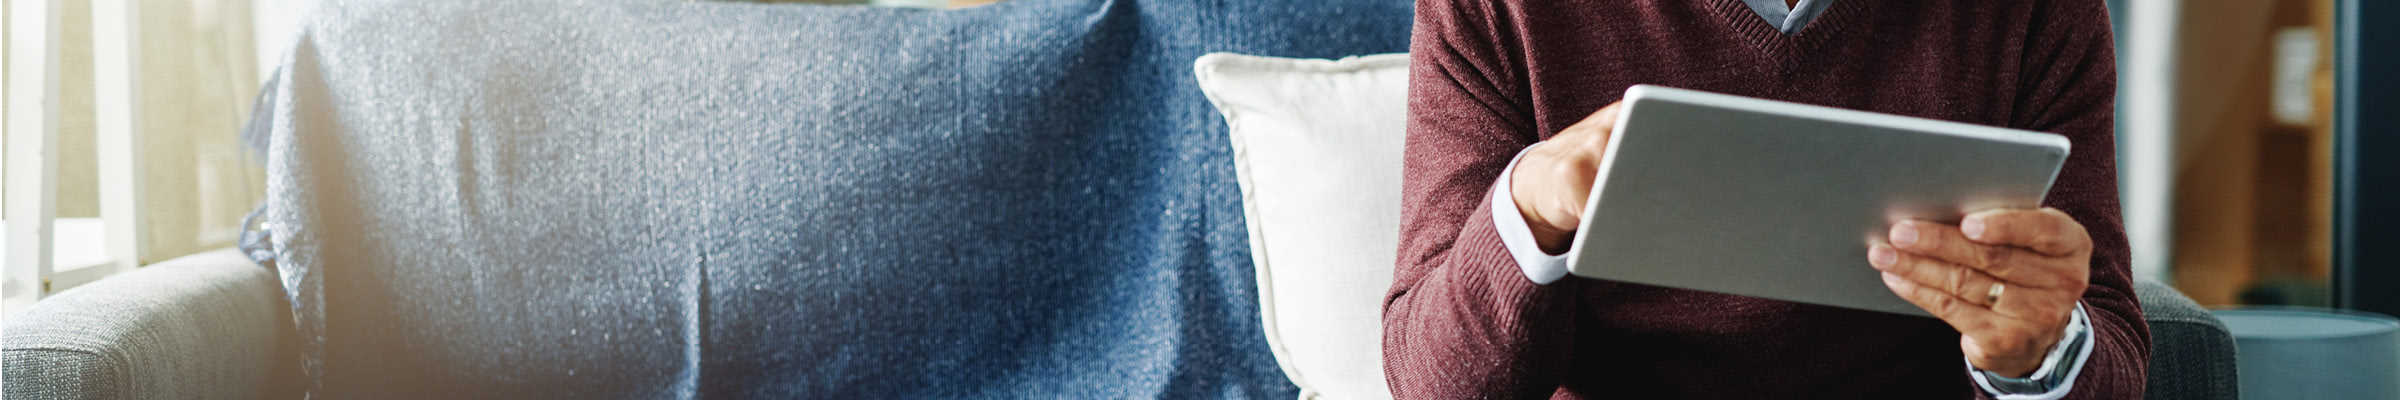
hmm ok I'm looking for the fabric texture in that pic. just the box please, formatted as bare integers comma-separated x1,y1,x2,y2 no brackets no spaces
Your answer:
1195,52,1411,400
1384,0,2146,398
1,250,300,400
251,1,1410,397
2133,278,2239,400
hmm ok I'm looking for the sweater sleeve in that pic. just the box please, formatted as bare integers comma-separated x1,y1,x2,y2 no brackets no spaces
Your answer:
1382,0,1582,398
1991,1,2149,398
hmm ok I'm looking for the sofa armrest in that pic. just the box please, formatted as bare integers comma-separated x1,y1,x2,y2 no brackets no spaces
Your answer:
2134,278,2238,400
3,249,300,399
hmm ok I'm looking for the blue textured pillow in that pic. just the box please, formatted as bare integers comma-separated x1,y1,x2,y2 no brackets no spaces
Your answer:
255,0,1409,397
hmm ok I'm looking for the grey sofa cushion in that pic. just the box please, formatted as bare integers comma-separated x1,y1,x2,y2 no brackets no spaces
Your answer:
2137,277,2239,400
2,250,299,400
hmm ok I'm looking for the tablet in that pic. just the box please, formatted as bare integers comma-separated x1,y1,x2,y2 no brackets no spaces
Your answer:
1563,85,2070,317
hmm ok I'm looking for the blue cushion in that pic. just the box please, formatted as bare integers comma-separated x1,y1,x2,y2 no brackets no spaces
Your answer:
255,0,1410,397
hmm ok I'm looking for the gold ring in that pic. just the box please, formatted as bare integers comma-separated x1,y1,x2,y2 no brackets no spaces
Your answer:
1986,282,2006,307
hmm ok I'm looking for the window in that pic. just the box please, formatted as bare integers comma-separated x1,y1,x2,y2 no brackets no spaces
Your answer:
4,0,267,313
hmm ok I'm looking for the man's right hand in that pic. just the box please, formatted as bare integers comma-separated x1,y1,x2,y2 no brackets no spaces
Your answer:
1510,101,1623,254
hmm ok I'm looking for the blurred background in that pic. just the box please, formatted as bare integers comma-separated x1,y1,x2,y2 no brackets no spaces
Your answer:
0,0,2386,311
2108,0,2343,308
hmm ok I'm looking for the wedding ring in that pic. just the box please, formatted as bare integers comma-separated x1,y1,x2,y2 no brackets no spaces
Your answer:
1986,282,2006,307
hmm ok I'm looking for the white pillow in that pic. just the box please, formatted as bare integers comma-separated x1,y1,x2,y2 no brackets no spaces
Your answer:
1194,52,1409,400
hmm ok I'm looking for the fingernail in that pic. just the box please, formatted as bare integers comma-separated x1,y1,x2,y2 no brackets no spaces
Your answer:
1891,224,1919,247
1869,244,1897,268
1880,272,1904,287
1962,217,1986,240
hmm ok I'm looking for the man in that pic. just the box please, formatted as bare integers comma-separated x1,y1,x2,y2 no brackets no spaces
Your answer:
1382,0,2146,398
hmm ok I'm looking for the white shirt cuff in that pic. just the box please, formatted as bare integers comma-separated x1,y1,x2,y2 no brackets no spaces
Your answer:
1491,146,1571,285
1966,303,2096,399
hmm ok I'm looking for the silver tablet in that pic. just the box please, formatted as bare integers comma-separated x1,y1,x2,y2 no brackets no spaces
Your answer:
1563,85,2070,317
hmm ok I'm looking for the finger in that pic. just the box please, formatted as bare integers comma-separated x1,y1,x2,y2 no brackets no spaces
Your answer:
1517,145,1597,225
1870,243,2002,308
1888,221,2018,277
1555,102,1622,152
1532,101,1623,224
1961,208,2092,257
1873,245,2077,320
1887,223,2077,289
1879,271,2002,334
1551,161,1595,225
1570,101,1624,135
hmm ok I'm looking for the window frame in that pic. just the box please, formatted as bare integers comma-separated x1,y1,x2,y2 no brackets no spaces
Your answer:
4,0,148,314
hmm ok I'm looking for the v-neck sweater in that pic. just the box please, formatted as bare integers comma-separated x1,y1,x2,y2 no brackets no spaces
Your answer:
1384,0,2145,399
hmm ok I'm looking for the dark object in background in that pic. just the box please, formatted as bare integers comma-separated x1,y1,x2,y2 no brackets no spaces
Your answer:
2334,0,2400,317
2240,278,2333,307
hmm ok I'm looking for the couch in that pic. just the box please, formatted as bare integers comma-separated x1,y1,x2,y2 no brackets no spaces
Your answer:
3,1,2237,398
3,250,2238,399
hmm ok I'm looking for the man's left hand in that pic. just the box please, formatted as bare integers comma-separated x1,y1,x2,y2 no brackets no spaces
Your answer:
1867,208,2092,378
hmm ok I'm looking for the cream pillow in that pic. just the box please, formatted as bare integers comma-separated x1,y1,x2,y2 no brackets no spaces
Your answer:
1195,52,1408,400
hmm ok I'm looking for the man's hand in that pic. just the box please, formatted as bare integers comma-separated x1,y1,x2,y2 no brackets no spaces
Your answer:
1868,208,2093,377
1510,102,1623,254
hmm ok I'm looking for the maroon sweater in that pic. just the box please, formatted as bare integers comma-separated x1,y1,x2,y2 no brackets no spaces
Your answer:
1383,0,2147,398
